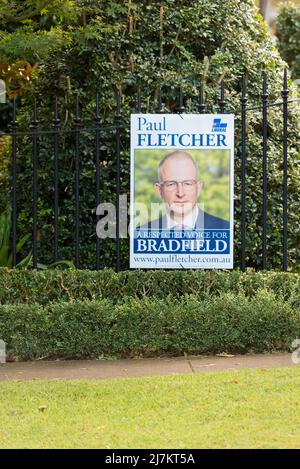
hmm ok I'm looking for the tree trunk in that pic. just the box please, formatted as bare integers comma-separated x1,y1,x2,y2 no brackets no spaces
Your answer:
260,0,271,20
259,0,284,26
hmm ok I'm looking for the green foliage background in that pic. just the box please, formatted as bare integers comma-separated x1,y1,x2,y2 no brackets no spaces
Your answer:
1,266,299,357
1,268,300,359
0,0,299,270
276,2,300,80
134,149,230,226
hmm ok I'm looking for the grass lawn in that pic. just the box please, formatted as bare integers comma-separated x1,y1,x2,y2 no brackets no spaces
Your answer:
0,367,300,448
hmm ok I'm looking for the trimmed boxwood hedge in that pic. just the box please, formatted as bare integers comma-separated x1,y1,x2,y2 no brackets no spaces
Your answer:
1,268,300,305
1,269,299,360
0,290,299,360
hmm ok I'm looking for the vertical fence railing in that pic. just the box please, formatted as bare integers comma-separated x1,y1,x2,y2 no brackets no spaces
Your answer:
12,97,17,267
31,99,38,268
157,86,162,113
282,68,288,272
219,80,226,113
95,93,101,270
53,97,60,263
262,69,268,269
136,88,141,113
115,89,121,272
3,73,298,271
74,96,81,269
199,81,205,113
240,74,247,272
177,85,185,113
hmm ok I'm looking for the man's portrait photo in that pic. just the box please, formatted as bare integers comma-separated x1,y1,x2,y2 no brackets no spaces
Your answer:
134,148,231,230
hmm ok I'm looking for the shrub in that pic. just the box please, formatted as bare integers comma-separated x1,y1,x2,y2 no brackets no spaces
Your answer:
0,290,299,360
6,0,300,270
1,267,300,305
276,2,300,80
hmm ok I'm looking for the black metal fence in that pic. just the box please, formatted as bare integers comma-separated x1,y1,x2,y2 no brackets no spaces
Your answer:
1,68,299,272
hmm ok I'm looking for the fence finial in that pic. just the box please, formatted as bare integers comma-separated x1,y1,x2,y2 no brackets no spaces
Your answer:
156,86,162,113
135,86,141,113
199,80,205,113
283,67,288,90
219,79,226,113
176,84,185,114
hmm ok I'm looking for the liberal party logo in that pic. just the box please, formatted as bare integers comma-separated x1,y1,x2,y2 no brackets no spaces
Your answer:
212,118,227,132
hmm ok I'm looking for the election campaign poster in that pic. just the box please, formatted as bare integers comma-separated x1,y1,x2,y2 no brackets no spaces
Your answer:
130,114,234,269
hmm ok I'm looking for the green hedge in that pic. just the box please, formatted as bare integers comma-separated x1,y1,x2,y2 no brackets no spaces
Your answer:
1,268,300,305
1,269,299,360
8,0,300,271
0,290,299,360
276,2,300,80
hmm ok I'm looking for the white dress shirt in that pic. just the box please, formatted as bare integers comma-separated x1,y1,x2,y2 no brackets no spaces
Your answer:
166,205,199,229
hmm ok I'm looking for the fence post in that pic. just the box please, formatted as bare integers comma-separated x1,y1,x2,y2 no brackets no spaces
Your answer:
31,99,39,268
53,97,60,262
198,80,206,113
240,74,248,271
95,93,101,270
262,68,268,269
219,79,226,113
12,97,17,267
176,85,185,113
74,96,81,269
156,86,162,113
282,68,288,272
136,87,141,113
115,89,122,272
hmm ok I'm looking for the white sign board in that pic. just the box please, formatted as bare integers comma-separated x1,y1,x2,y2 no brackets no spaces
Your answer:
130,114,234,269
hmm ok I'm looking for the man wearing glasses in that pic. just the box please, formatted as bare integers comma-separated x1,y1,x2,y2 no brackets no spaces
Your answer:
147,150,229,230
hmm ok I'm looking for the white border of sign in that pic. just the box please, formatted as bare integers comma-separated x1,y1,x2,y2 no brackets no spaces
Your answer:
130,114,234,269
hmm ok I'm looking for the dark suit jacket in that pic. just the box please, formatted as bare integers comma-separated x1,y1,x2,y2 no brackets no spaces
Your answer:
139,208,229,230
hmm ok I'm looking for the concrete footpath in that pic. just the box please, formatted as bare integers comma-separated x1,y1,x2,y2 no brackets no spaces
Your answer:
0,353,298,381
